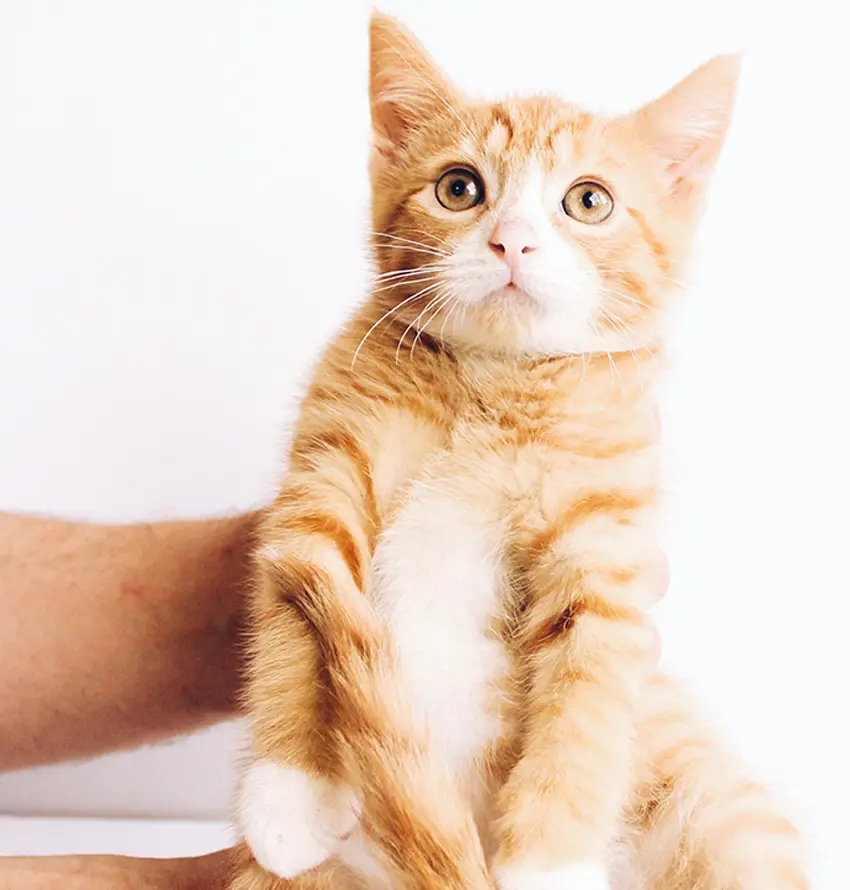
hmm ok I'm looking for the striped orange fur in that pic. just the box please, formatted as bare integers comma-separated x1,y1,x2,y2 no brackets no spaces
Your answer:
231,12,809,890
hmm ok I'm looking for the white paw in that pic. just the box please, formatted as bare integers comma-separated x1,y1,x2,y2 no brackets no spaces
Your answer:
237,759,358,878
496,861,610,890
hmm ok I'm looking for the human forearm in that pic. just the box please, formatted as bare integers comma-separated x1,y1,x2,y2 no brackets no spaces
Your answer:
0,848,239,890
0,511,256,771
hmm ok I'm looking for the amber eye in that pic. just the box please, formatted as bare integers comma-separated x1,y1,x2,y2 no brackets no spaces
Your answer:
435,168,484,211
562,181,614,224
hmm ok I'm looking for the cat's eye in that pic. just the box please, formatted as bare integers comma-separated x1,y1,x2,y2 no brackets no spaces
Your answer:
562,181,614,224
435,168,484,212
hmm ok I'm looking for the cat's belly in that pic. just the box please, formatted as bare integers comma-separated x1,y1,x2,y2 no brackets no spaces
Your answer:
370,479,509,782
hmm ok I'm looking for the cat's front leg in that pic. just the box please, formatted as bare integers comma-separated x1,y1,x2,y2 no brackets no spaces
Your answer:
235,470,370,880
238,453,491,890
238,757,359,878
492,490,659,890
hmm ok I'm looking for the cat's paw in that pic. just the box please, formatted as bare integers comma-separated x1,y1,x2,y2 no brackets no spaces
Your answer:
237,759,358,879
495,862,610,890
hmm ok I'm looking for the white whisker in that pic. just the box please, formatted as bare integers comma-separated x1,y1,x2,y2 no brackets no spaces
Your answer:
351,280,444,368
369,231,451,257
438,292,462,345
394,228,456,251
598,306,641,375
596,305,656,387
579,351,588,392
373,264,444,282
371,274,439,296
411,292,454,356
374,243,449,259
396,287,449,362
602,289,651,310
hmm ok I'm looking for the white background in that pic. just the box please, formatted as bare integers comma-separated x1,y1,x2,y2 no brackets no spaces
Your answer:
0,1,846,886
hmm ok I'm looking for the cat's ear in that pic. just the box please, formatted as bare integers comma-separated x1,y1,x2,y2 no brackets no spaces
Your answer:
369,12,463,158
635,54,741,204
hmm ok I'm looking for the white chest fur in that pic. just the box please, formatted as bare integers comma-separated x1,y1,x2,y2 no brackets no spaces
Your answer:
371,478,509,776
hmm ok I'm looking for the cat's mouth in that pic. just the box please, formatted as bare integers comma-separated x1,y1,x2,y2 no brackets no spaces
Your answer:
487,282,541,310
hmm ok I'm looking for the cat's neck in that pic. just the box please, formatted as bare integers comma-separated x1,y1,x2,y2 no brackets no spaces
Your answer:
456,342,663,411
344,309,661,428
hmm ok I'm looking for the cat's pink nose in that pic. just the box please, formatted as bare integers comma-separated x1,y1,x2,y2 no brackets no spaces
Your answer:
488,220,539,271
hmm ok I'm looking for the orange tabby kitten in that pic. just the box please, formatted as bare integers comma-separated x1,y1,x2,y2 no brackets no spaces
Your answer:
231,13,808,890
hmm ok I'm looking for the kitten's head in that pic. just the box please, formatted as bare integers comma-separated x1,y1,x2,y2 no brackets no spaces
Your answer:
367,13,739,357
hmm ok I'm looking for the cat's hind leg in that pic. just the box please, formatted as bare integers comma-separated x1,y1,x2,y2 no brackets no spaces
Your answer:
617,673,809,890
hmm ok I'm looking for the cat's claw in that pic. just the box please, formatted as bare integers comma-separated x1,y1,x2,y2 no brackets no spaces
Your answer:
237,759,358,878
495,862,611,890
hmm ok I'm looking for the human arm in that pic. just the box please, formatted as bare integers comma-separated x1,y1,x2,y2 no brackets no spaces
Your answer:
0,510,256,772
0,847,239,890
